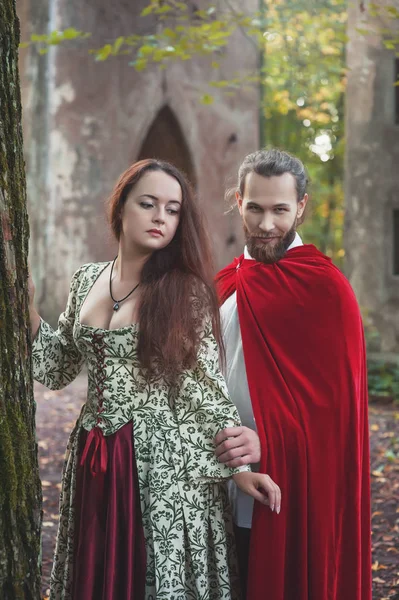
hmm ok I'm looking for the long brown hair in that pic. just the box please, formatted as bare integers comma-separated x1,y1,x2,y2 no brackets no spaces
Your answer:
108,159,223,380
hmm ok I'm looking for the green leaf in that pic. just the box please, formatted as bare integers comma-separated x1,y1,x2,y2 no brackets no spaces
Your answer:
200,93,214,105
49,31,62,43
384,450,396,462
209,79,230,88
194,10,208,19
157,5,173,14
141,5,155,17
132,58,148,71
63,27,87,40
386,6,399,17
31,33,48,42
113,36,125,54
138,44,155,57
95,44,112,61
124,34,140,46
152,48,165,62
163,28,177,39
355,28,370,36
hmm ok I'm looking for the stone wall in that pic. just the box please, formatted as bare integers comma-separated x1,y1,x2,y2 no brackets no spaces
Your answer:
344,0,399,352
19,0,259,324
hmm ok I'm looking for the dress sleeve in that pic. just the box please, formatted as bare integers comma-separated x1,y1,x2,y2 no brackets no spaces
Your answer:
173,317,250,483
32,267,85,390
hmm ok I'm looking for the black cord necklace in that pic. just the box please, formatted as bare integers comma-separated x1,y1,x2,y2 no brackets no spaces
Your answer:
109,257,139,311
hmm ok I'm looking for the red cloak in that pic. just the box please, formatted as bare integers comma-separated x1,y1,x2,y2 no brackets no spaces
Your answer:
216,245,371,600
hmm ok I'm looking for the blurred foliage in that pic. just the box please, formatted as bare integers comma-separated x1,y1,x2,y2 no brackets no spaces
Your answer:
368,360,399,404
261,0,347,266
363,311,383,353
363,314,399,403
20,2,257,68
19,28,90,54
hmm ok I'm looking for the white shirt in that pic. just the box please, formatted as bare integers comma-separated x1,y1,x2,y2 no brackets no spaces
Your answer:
220,233,303,528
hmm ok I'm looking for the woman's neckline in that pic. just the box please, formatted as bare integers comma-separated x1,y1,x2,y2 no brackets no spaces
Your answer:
77,261,139,332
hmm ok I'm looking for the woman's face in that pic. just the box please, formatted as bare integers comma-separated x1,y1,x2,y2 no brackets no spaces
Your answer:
120,170,182,253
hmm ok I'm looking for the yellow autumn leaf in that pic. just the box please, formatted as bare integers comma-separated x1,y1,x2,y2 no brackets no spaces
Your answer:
297,108,314,119
321,46,341,56
313,112,332,124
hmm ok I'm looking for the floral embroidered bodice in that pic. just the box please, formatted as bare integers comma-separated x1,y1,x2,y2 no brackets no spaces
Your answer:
33,262,245,482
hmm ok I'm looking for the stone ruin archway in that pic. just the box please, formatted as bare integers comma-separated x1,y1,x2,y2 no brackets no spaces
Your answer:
137,105,197,187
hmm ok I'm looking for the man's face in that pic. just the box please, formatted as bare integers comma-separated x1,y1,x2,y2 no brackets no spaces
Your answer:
237,171,308,264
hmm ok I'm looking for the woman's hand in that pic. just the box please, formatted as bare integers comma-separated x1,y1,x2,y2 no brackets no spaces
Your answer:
28,268,36,308
28,267,41,338
214,426,261,467
233,471,281,514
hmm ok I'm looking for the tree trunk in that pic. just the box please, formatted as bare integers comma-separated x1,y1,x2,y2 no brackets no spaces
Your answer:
0,1,42,598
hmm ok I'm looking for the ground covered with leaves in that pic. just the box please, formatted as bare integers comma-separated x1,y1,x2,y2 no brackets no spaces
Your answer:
35,377,399,599
369,403,399,599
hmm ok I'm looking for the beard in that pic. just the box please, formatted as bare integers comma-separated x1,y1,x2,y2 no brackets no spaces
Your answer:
245,219,297,264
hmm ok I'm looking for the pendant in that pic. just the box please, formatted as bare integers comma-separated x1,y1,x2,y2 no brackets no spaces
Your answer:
113,302,120,311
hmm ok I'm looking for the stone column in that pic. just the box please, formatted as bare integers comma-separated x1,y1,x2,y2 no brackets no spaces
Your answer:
344,0,399,352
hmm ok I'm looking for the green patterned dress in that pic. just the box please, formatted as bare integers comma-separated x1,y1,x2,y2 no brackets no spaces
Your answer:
32,262,246,600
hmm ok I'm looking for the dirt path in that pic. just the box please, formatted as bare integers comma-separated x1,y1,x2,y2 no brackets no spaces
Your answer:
35,378,87,599
35,377,399,599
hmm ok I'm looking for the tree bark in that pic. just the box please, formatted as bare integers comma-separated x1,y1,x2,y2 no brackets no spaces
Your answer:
0,0,42,598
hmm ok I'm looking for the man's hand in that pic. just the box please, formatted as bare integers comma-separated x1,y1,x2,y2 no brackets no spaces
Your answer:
214,426,261,467
233,472,281,514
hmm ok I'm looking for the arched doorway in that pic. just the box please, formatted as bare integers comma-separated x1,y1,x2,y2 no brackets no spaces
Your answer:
137,105,197,187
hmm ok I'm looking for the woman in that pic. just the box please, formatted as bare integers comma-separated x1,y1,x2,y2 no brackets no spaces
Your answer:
29,159,281,600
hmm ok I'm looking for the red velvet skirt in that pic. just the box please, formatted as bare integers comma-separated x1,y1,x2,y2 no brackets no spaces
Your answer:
72,421,146,599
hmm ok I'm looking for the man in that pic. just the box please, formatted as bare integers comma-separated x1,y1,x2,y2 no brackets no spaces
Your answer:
214,149,371,600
